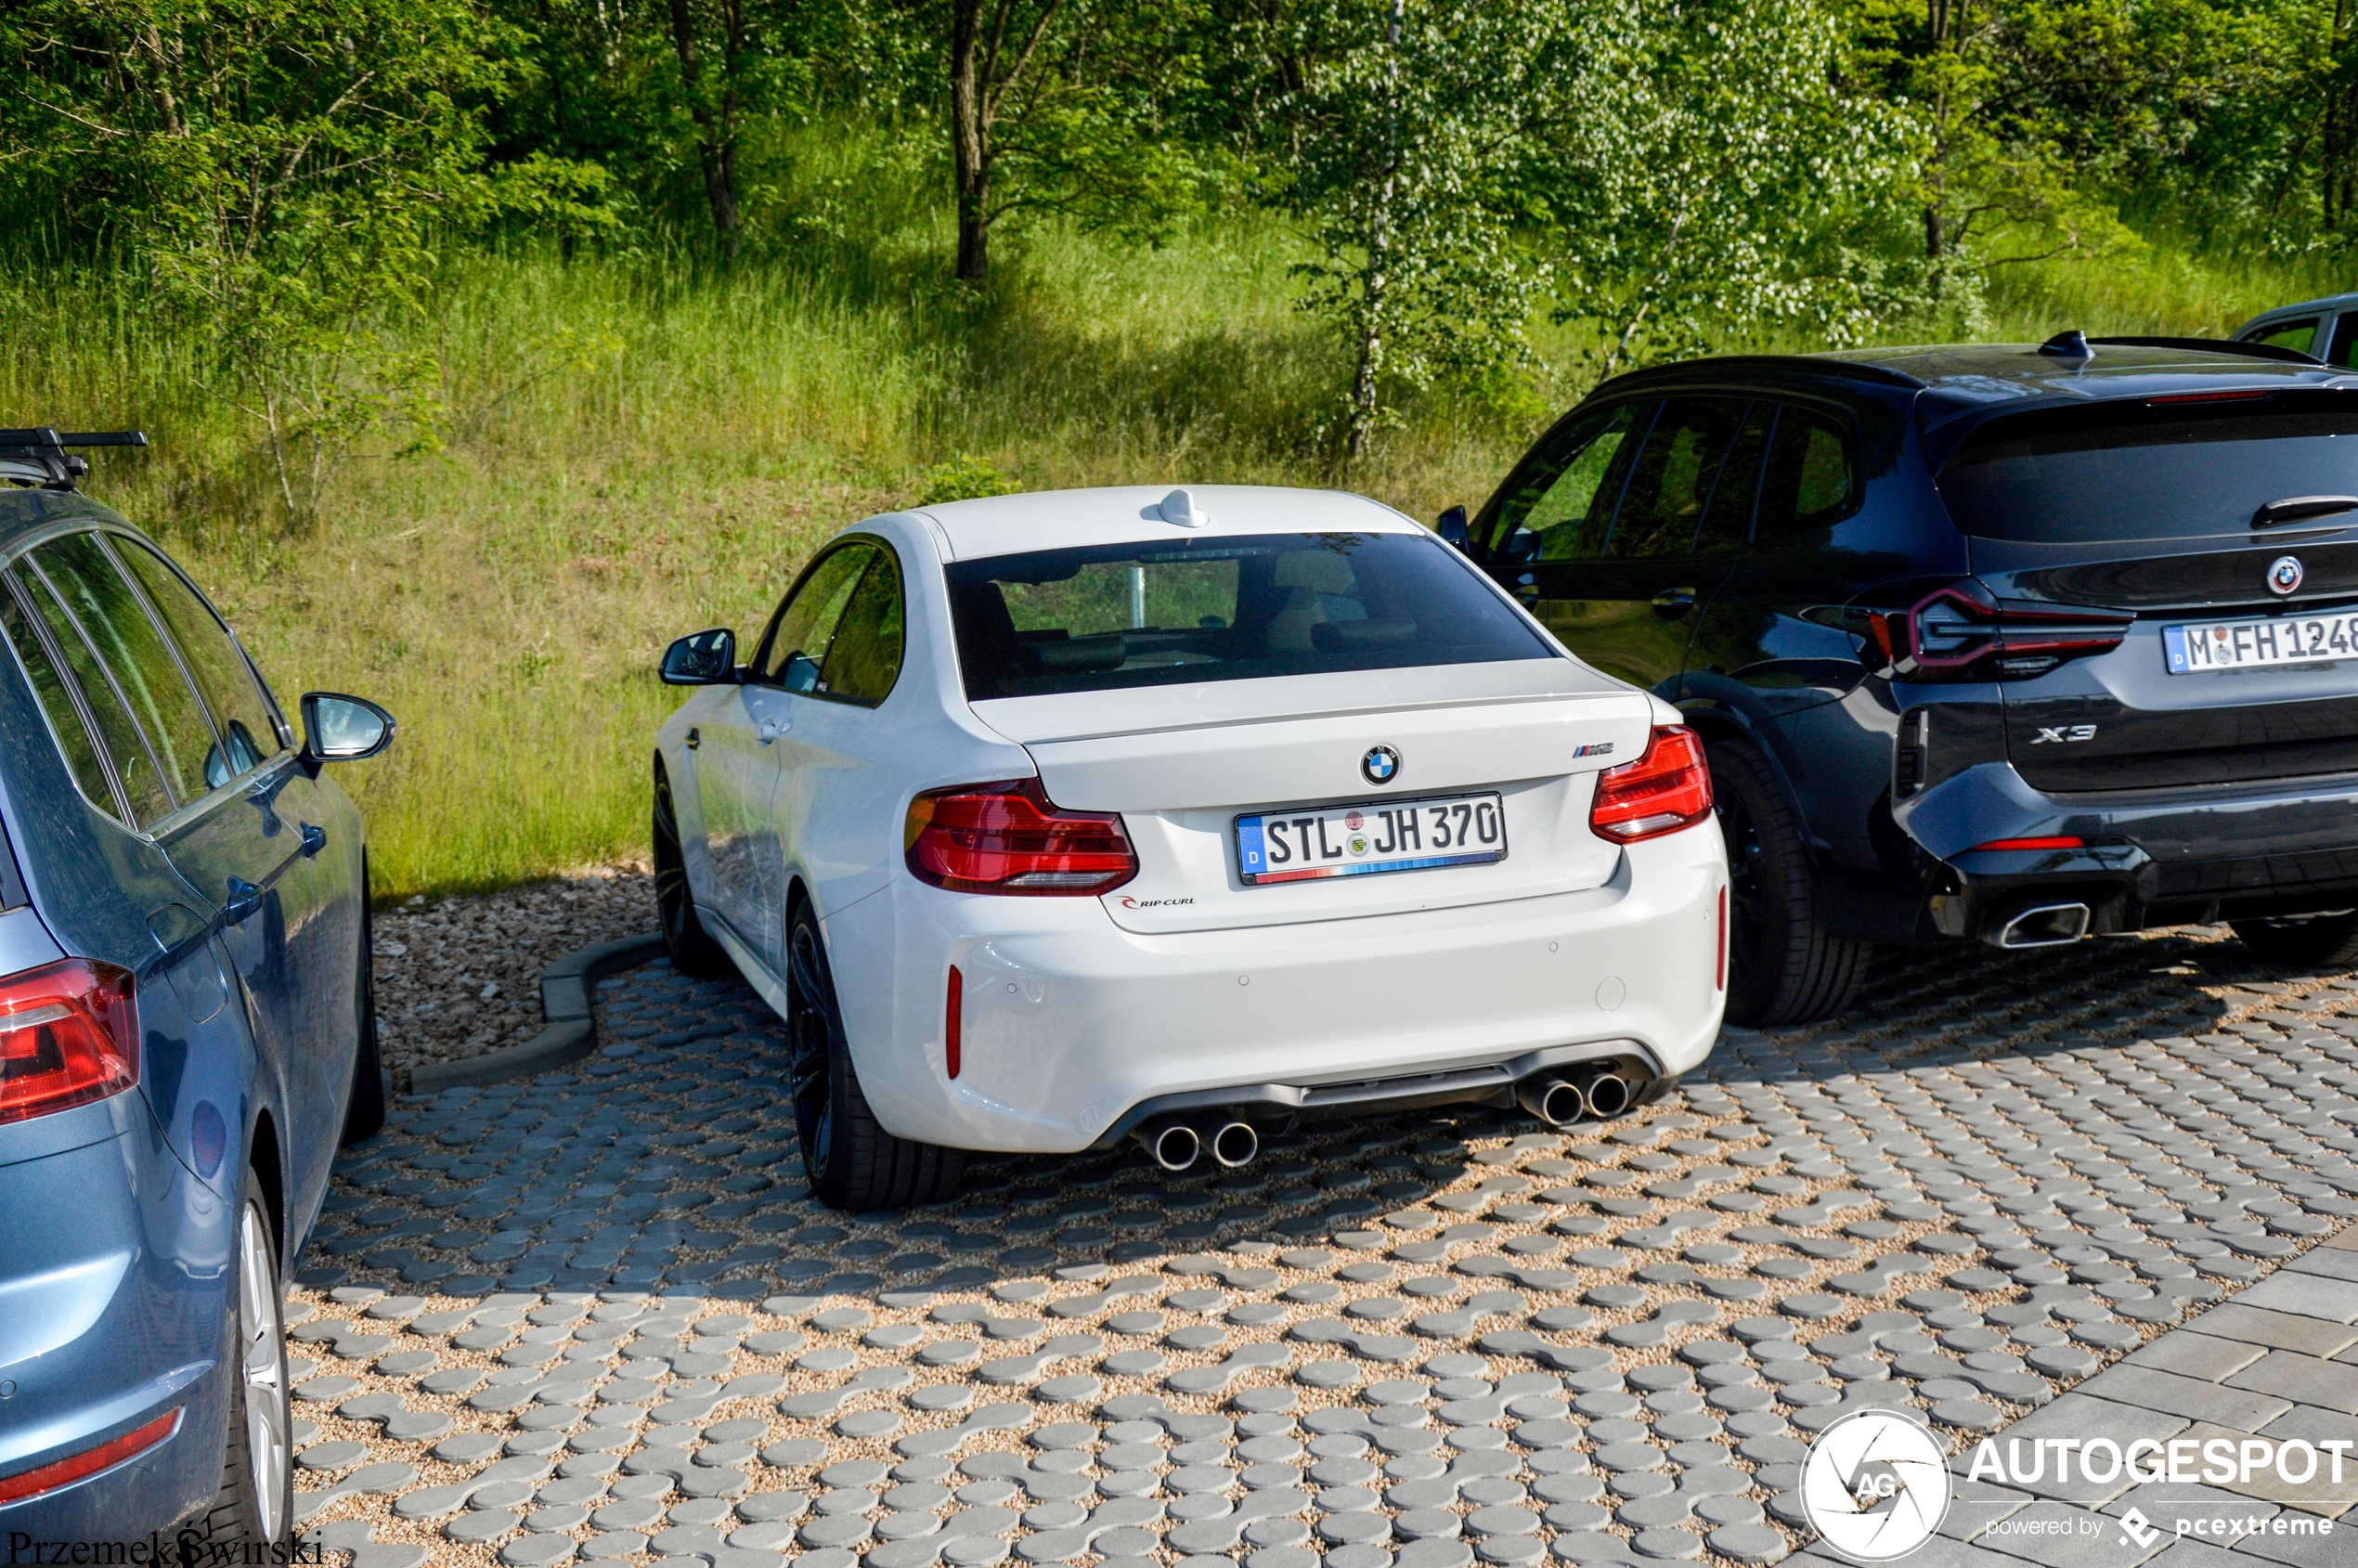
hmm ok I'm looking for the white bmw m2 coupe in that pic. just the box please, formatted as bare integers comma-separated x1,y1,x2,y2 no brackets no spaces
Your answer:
653,486,1728,1209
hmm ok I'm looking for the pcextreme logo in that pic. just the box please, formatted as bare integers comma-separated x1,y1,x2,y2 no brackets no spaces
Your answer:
1801,1408,1953,1561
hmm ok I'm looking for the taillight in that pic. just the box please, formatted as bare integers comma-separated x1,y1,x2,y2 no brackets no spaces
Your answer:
0,1407,180,1505
905,779,1138,895
1590,727,1714,842
0,959,136,1126
1869,579,2131,681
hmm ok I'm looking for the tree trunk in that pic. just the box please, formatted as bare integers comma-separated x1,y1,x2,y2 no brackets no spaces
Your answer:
951,0,991,283
1345,0,1407,466
668,0,742,257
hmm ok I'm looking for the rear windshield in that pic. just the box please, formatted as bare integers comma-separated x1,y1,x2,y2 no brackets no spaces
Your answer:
947,531,1554,700
1938,392,2358,542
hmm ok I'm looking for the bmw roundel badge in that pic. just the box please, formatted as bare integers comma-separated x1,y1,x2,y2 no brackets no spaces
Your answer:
2269,555,2305,595
1361,745,1401,785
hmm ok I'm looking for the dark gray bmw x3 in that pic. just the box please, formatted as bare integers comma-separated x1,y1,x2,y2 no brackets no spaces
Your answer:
1448,334,2358,1024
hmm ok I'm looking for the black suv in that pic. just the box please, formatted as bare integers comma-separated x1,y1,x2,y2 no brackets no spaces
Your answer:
1446,335,2358,1024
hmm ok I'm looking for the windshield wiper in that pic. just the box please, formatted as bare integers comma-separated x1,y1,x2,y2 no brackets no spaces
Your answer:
2253,495,2358,528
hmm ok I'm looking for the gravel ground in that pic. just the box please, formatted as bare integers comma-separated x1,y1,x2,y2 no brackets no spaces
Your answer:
373,868,654,1080
277,926,2358,1568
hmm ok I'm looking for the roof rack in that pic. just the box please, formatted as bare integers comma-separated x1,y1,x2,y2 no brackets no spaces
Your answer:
2086,335,2322,367
0,429,149,490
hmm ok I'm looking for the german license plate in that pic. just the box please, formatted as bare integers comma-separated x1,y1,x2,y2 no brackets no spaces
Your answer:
1235,793,1507,886
2164,614,2358,673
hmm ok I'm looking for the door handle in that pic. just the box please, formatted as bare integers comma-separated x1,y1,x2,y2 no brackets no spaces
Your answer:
1652,587,1698,620
685,726,701,751
225,876,263,926
299,822,326,858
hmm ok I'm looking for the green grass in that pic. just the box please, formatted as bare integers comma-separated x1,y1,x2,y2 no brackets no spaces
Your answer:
1,157,2346,897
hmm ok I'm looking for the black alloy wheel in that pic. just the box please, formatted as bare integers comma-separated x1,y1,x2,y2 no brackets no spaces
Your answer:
2231,911,2358,967
653,760,732,978
785,900,965,1211
1708,739,1870,1027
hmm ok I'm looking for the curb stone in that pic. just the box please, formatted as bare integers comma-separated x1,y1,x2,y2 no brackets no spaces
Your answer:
408,932,666,1094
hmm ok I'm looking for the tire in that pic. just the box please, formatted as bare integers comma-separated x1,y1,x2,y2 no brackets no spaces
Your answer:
1710,738,1870,1027
184,1181,292,1548
654,758,733,978
2231,911,2358,967
342,854,385,1145
786,901,965,1210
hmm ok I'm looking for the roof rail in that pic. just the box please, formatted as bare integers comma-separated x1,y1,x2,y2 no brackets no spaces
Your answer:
2087,335,2322,367
0,429,149,490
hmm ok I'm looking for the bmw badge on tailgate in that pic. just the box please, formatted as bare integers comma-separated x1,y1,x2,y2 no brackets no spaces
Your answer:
1361,745,1401,785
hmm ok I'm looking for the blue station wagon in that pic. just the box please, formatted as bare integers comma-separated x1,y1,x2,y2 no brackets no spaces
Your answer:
0,431,392,1547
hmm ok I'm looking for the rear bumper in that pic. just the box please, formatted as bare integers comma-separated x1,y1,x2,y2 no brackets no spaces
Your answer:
1898,760,2358,938
837,820,1728,1153
0,1114,231,1540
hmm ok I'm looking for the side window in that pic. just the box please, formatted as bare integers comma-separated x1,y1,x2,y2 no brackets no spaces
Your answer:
1487,403,1646,561
1753,404,1860,543
816,550,905,706
1610,396,1752,558
757,544,875,692
115,539,282,784
1692,402,1771,554
34,534,219,806
0,581,121,819
2330,314,2358,369
11,562,174,824
2245,317,2319,355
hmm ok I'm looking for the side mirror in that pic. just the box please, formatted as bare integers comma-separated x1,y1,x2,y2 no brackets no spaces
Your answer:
299,693,395,772
1437,505,1473,554
661,628,737,685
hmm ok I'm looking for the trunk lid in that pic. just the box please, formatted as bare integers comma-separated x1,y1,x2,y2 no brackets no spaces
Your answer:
973,661,1655,932
1937,388,2358,792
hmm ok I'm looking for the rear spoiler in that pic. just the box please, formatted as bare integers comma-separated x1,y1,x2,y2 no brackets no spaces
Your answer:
2089,336,2322,367
0,429,148,490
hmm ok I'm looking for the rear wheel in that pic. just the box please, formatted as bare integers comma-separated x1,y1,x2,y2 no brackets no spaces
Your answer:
786,901,965,1210
2231,911,2358,967
342,855,384,1145
654,759,732,978
185,1183,292,1548
1710,738,1870,1026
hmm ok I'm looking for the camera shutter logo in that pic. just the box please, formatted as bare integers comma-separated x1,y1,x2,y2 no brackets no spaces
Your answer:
1800,1408,1952,1561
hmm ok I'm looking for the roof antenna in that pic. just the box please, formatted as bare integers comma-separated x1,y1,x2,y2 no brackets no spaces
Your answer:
2039,330,2092,359
1158,487,1208,528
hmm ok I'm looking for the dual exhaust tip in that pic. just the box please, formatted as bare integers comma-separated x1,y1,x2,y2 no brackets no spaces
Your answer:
1517,1067,1642,1129
1137,1113,1260,1173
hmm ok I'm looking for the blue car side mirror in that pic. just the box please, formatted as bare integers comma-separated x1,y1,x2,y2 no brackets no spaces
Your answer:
1437,505,1473,553
662,628,737,685
298,692,395,775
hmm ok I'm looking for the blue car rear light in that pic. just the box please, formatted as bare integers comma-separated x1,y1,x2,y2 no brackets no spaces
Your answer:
0,959,136,1126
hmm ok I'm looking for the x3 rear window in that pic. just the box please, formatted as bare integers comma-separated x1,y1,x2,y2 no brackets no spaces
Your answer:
947,531,1553,700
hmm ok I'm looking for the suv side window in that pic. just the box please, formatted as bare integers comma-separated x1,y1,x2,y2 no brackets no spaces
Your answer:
33,534,220,807
0,580,122,820
115,538,283,785
816,549,904,706
2330,314,2358,369
757,543,875,691
1753,403,1860,542
1611,396,1754,558
1487,403,1647,561
1692,402,1771,554
2245,317,2320,356
10,560,174,824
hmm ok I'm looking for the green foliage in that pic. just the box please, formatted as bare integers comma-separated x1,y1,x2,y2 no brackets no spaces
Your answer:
0,0,612,523
913,454,1018,503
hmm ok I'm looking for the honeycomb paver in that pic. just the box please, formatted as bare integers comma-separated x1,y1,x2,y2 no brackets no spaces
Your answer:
285,928,2358,1567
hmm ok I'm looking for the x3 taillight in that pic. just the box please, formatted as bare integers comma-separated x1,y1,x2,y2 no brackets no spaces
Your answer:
1868,580,2131,681
905,779,1138,895
1590,726,1714,842
0,959,138,1125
